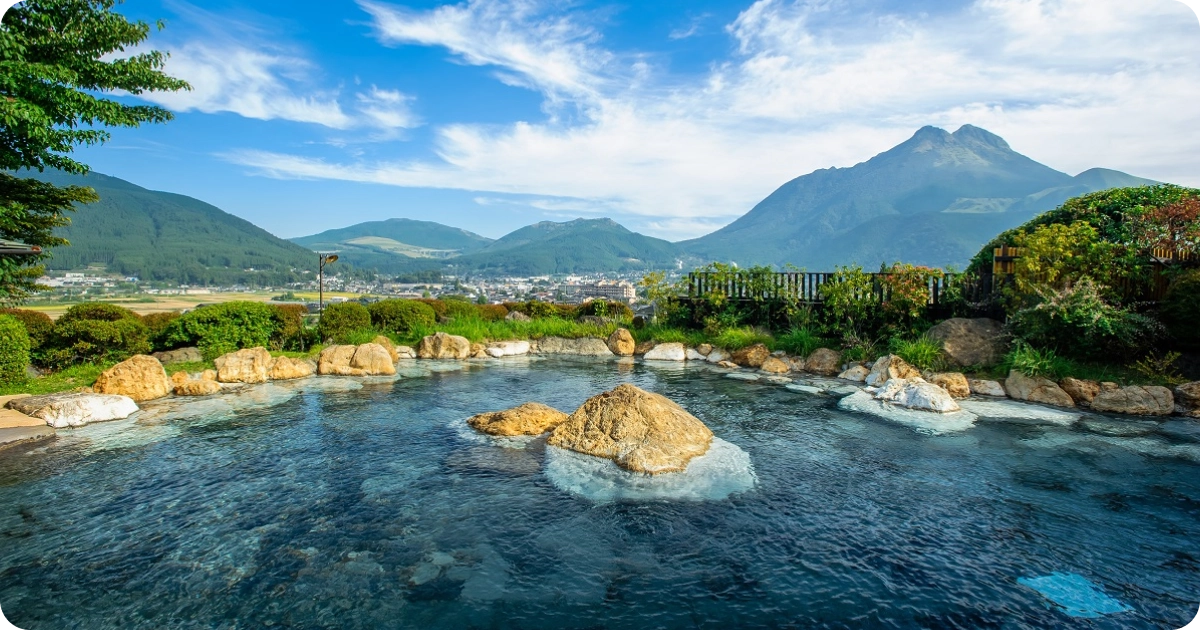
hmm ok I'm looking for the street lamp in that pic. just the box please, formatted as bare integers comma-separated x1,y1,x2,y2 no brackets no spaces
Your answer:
318,253,338,315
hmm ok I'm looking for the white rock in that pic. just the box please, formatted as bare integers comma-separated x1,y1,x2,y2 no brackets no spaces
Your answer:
533,337,613,356
838,391,978,434
873,378,961,413
643,342,687,361
838,365,870,382
8,393,139,428
485,341,530,358
958,399,1081,426
968,379,1007,397
785,384,822,395
725,373,760,382
395,346,416,359
685,349,706,361
705,349,730,364
763,376,793,385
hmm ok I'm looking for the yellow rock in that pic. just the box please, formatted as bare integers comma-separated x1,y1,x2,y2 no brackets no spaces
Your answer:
929,372,971,399
350,343,396,375
215,348,273,384
269,356,315,380
760,357,790,374
467,402,569,436
93,355,171,402
371,336,400,362
731,344,770,368
606,328,636,356
174,380,222,396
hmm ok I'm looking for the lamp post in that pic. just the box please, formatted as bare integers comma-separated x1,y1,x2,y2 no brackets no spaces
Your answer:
318,253,338,315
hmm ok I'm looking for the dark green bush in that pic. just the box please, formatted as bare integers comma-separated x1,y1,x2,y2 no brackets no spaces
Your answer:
0,314,30,385
416,299,448,319
477,304,508,321
1161,269,1200,350
0,309,53,350
367,299,436,335
1008,279,1162,361
44,303,150,368
271,304,310,351
577,299,633,320
161,301,280,360
442,299,480,321
524,301,558,319
317,302,371,344
141,312,181,350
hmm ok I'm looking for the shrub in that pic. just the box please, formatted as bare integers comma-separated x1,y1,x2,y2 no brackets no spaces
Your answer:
888,336,946,372
776,327,830,357
880,263,941,336
416,299,448,318
271,304,309,351
524,301,559,319
44,303,151,368
1129,351,1187,387
367,299,436,335
317,302,371,344
1008,278,1162,361
0,309,53,350
712,326,774,351
443,299,481,321
840,332,884,363
1001,342,1070,379
0,315,30,385
161,301,280,360
577,299,633,321
819,265,880,339
477,304,509,321
1160,269,1200,350
554,304,578,319
141,312,181,350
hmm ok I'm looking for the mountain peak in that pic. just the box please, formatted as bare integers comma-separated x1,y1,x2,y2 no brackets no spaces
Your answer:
952,124,1011,150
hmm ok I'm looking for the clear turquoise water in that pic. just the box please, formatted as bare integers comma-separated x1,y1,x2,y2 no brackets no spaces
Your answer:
0,358,1197,629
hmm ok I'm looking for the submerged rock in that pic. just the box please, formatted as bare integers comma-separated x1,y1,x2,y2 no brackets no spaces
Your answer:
872,378,961,413
92,355,170,402
643,342,686,361
838,390,978,434
1091,386,1174,416
485,341,531,358
467,402,569,436
1005,371,1075,408
725,372,760,381
958,399,1080,426
418,332,472,359
547,383,713,474
759,357,790,374
838,365,870,382
7,393,139,428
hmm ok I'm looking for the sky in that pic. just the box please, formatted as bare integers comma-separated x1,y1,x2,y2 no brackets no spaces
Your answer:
44,0,1200,241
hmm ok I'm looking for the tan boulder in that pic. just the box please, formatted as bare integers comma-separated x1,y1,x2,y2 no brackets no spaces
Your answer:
928,372,971,399
717,360,739,369
838,365,870,382
696,344,713,356
968,379,1007,397
1004,371,1074,408
317,345,358,375
760,357,790,374
805,348,842,376
731,343,770,368
170,371,191,387
92,355,171,402
548,384,713,474
1174,381,1200,415
174,380,222,396
1091,386,1174,416
607,328,636,356
1060,377,1101,406
417,332,472,359
215,347,273,384
200,369,217,382
633,341,656,356
470,342,489,359
269,356,315,380
350,343,397,375
371,336,400,362
864,354,921,387
467,402,569,436
925,318,1007,367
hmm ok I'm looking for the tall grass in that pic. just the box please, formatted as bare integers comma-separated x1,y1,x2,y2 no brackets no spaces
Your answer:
888,336,946,372
710,326,775,351
775,327,832,357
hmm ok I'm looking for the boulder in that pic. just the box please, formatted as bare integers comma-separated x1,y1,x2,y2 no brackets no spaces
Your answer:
350,343,397,375
633,341,656,356
92,355,171,402
696,344,713,356
785,356,806,372
1091,386,1174,416
152,347,203,365
318,345,357,375
7,393,139,428
200,369,218,382
371,336,400,362
505,310,532,322
1174,381,1200,416
1004,371,1075,408
486,341,531,358
864,354,921,387
215,347,273,384
873,378,962,413
174,380,222,396
534,336,613,356
1060,377,1101,407
838,365,870,382
467,402,569,436
395,345,416,359
470,343,488,359
269,356,315,380
805,348,842,376
968,379,1007,397
928,372,971,399
606,328,636,356
760,357,790,374
547,384,713,474
717,361,739,369
925,318,1008,367
686,348,706,361
731,343,771,368
417,332,472,359
643,342,687,361
705,349,730,364
170,371,190,387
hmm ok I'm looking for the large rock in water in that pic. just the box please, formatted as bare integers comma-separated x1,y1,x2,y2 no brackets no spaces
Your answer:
1004,371,1074,408
467,402,569,436
1091,386,1174,416
1059,377,1101,406
7,393,138,428
175,379,222,396
873,378,962,413
643,342,686,361
760,357,790,374
804,348,842,376
1174,381,1200,417
607,328,635,356
92,355,170,402
731,344,770,368
547,384,714,475
371,336,400,362
215,347,273,383
269,356,315,380
864,354,921,387
486,341,531,358
928,372,971,399
534,336,613,356
417,332,472,359
925,318,1007,367
318,344,397,376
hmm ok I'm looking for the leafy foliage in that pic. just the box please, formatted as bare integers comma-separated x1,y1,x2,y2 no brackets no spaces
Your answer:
0,314,30,384
443,299,481,321
576,299,632,321
317,302,371,344
1160,269,1200,351
1008,278,1162,361
367,299,436,335
1001,342,1067,379
774,327,831,357
415,299,448,318
476,304,508,321
43,302,149,368
141,311,179,350
1129,351,1187,387
0,174,98,304
879,263,941,336
888,336,946,372
271,304,310,351
0,307,52,350
162,301,281,360
818,265,879,338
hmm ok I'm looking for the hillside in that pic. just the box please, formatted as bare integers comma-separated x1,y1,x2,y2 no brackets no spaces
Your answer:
682,125,1159,269
291,218,494,273
20,169,319,285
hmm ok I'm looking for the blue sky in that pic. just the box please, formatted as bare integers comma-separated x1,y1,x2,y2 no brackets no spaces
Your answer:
59,0,1200,241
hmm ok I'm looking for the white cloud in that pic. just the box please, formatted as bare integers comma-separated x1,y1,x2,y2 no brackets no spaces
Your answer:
227,0,1200,239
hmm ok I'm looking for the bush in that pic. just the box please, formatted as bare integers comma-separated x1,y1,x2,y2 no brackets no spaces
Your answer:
1161,269,1200,350
818,265,880,339
477,304,509,321
44,303,150,368
524,301,559,319
367,299,436,335
0,309,53,350
880,263,941,336
1008,278,1162,361
1001,342,1070,379
775,327,830,357
712,326,774,351
317,302,371,344
416,299,448,319
271,304,310,351
888,336,946,372
0,315,30,385
577,299,633,321
141,312,181,350
161,301,281,360
443,299,481,321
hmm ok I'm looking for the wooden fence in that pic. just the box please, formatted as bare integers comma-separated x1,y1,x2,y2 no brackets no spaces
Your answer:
684,271,976,309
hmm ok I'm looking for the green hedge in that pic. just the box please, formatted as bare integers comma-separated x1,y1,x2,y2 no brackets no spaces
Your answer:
443,299,480,321
142,312,181,350
0,315,30,385
576,299,633,320
367,299,436,335
162,301,281,360
317,302,371,343
43,303,149,368
0,309,53,351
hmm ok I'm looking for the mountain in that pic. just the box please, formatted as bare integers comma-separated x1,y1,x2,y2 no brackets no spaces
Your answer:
682,125,1159,269
21,169,319,285
291,218,494,272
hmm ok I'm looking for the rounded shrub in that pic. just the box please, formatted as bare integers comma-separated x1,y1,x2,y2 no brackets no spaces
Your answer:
0,309,53,350
523,301,558,319
415,299,448,319
317,302,371,344
1161,269,1200,350
271,304,310,351
141,312,181,350
576,299,633,321
0,314,31,385
367,299,436,335
161,301,280,360
442,299,480,321
477,304,508,321
45,303,150,368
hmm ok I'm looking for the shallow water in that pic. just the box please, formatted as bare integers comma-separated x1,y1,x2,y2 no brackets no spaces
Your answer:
0,359,1196,629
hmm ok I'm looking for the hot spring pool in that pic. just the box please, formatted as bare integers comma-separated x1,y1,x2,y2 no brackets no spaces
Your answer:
0,358,1196,629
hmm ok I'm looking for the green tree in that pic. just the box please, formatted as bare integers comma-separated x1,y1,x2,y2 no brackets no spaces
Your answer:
0,0,189,304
